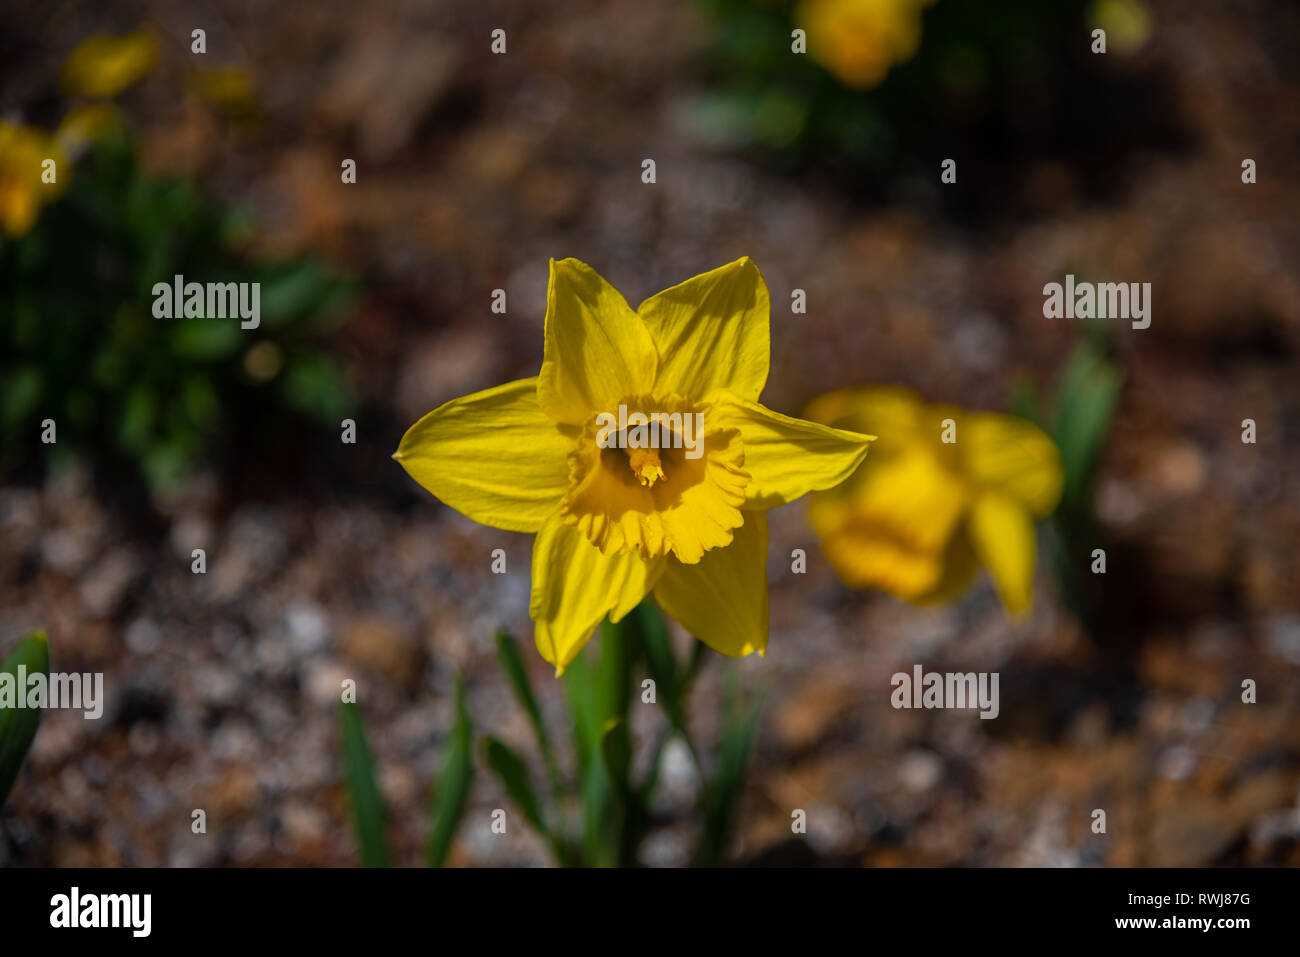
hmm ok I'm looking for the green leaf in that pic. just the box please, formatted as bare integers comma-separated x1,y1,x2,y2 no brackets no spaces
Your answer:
258,260,334,324
0,368,42,430
599,717,631,795
563,648,603,773
633,601,680,725
579,746,613,867
601,715,647,867
140,440,194,493
494,630,562,801
482,736,550,840
427,676,474,867
0,632,49,807
280,354,352,424
594,619,637,804
596,616,636,737
1052,343,1122,507
170,317,242,360
563,645,615,866
181,376,220,431
338,701,390,867
494,630,548,756
117,383,157,452
694,668,765,867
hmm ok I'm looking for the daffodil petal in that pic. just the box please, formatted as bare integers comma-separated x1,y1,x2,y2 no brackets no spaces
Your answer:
394,377,575,532
808,494,948,598
653,510,769,658
967,492,1037,615
912,532,981,606
531,515,665,674
55,104,122,155
0,184,38,237
710,391,874,508
963,413,1064,518
807,443,968,599
537,258,658,425
60,30,159,99
802,386,934,462
638,257,770,401
0,122,65,236
796,0,926,90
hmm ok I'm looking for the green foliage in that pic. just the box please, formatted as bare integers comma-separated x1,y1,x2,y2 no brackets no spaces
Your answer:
689,0,1093,177
481,736,552,846
337,616,766,867
487,604,765,867
1014,334,1123,632
338,701,390,867
0,632,50,808
493,629,564,816
337,677,475,868
426,676,474,867
1050,342,1124,513
0,128,353,494
694,666,765,867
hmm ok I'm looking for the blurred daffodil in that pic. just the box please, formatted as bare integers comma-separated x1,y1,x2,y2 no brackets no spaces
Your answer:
395,258,874,673
190,66,259,117
804,387,1062,615
795,0,935,90
55,104,123,157
61,29,159,99
0,122,64,238
1090,0,1152,56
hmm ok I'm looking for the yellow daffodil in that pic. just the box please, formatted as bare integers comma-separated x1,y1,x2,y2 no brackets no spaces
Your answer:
1089,0,1152,56
804,387,1062,615
0,122,64,238
395,258,874,673
61,30,159,99
190,67,259,117
55,104,123,157
794,0,935,90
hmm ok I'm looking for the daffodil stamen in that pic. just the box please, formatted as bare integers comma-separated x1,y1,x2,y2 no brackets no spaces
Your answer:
628,447,665,487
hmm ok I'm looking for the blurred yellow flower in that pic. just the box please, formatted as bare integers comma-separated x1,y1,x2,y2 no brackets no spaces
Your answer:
795,0,935,90
804,387,1062,615
61,29,159,99
1090,0,1152,56
0,122,64,238
395,258,874,673
190,66,259,117
55,104,123,156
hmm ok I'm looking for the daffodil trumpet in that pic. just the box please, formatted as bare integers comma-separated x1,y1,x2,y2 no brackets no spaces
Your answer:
395,257,875,674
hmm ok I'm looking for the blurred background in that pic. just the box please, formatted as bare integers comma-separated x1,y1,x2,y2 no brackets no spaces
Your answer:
1,0,1298,866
